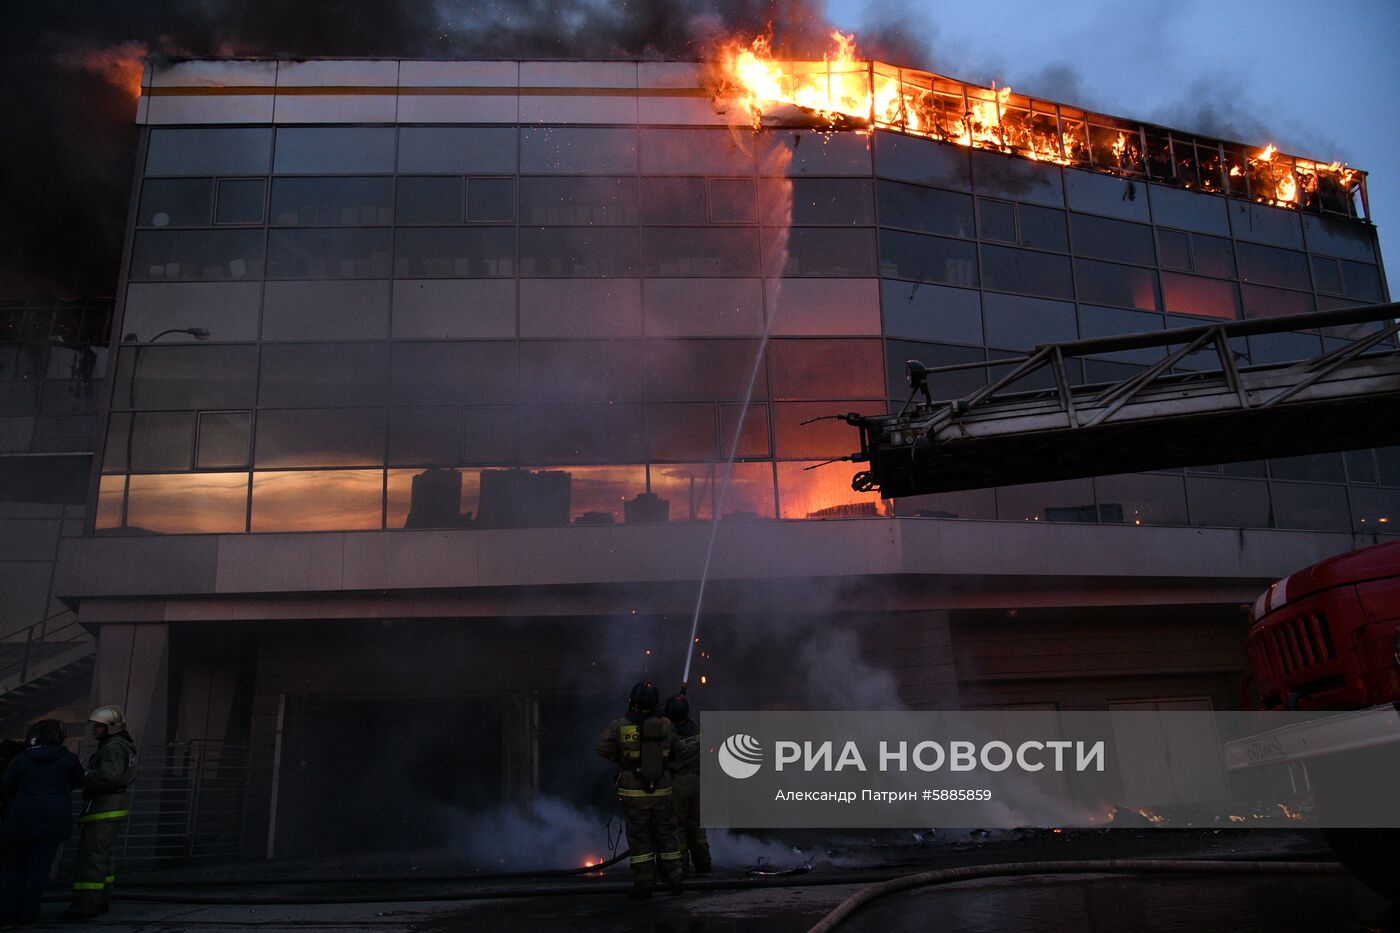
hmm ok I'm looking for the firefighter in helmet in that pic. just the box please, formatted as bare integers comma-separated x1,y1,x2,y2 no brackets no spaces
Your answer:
64,705,137,919
664,693,711,874
596,681,684,898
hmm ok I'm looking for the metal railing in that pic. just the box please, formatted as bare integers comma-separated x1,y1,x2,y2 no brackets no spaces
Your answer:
0,611,93,694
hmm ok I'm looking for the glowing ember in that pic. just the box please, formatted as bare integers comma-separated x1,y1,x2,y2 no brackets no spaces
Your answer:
708,31,1362,214
699,674,708,685
580,855,601,868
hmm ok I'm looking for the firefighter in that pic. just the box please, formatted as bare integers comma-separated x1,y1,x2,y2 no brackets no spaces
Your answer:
664,693,711,874
596,681,684,898
63,705,137,920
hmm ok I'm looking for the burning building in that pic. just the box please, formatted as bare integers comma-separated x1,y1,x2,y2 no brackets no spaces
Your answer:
31,47,1397,860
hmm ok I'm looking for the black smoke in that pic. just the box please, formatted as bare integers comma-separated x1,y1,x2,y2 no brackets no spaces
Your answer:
2,0,855,298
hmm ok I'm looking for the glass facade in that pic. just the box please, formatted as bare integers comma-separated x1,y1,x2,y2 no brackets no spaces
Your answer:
97,120,1396,535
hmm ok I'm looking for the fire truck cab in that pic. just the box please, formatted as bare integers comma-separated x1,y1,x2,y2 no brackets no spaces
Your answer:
1232,540,1400,899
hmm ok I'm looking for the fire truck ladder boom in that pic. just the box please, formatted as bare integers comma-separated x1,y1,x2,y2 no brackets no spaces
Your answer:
847,302,1400,498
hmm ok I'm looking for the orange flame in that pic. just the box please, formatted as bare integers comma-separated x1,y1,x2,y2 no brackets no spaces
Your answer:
54,41,145,101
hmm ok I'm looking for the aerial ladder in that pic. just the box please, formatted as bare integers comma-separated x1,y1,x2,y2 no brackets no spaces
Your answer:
843,302,1400,498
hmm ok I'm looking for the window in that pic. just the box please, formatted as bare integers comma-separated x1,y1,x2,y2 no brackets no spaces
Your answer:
1236,242,1311,290
1269,482,1350,532
196,411,250,469
388,407,462,466
1270,453,1345,483
390,342,518,405
1147,184,1228,235
254,408,386,468
1157,229,1191,270
878,230,978,287
521,127,636,174
759,130,872,177
772,401,880,459
709,178,757,223
112,345,258,410
983,294,1077,349
1190,235,1236,279
215,179,265,225
273,127,396,174
1303,214,1377,262
1017,205,1070,253
1228,201,1303,249
146,128,271,177
395,228,515,277
878,180,972,237
1160,273,1238,319
108,411,194,471
396,177,464,224
995,478,1096,522
520,227,640,277
873,131,970,190
1240,284,1313,319
642,279,762,337
979,199,1016,243
880,280,983,346
1186,477,1271,529
521,278,642,338
1341,262,1383,302
137,179,212,227
768,338,884,400
391,279,514,340
1063,169,1149,222
1074,259,1158,311
643,339,767,402
124,282,261,344
638,128,754,176
267,228,392,279
1070,214,1155,265
774,228,876,277
518,177,636,225
262,280,390,341
398,127,518,174
777,461,888,519
1093,473,1188,526
645,403,717,460
516,404,645,463
126,473,249,534
1247,332,1321,365
130,230,264,281
641,228,758,277
641,178,707,224
1311,256,1343,295
258,343,389,408
775,179,873,226
251,469,383,532
1344,450,1378,484
983,246,1073,300
270,177,393,226
971,150,1064,207
467,178,516,222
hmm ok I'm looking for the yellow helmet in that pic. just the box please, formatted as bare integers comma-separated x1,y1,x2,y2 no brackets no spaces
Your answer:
89,705,126,733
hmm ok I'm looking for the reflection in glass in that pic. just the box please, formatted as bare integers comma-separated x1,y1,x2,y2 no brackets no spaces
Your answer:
1185,477,1271,528
1092,473,1188,525
1268,482,1350,532
395,228,516,277
978,199,1016,243
146,128,272,177
387,467,480,529
267,228,392,278
769,339,884,400
1190,235,1236,278
215,179,266,225
125,472,249,534
1350,487,1400,534
1069,214,1155,265
1240,284,1313,320
878,230,978,287
389,407,462,466
1074,259,1158,311
1340,261,1383,302
130,230,264,281
519,341,638,403
878,181,971,237
519,177,636,225
1160,273,1238,319
273,127,396,174
777,461,889,519
893,487,998,520
396,176,464,224
127,411,195,471
995,479,1097,522
773,401,879,459
776,229,876,277
1236,242,1311,291
642,228,760,277
113,346,258,410
718,461,775,520
521,127,636,175
467,178,516,223
251,469,383,532
94,475,125,532
983,246,1074,300
784,179,874,226
640,178,708,225
638,128,754,176
259,344,388,408
254,408,386,468
196,411,251,469
719,402,770,459
516,404,645,463
644,339,767,402
137,179,212,227
1310,257,1342,295
391,342,517,405
648,463,715,522
645,403,717,461
398,127,518,174
270,177,393,226
520,227,639,277
710,178,757,223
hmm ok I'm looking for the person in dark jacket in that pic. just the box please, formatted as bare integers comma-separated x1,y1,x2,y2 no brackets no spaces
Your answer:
63,706,136,920
0,720,85,926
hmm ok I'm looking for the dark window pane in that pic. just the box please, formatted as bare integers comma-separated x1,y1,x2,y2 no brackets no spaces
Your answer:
1303,213,1377,261
877,180,972,237
1094,473,1188,526
878,230,978,287
1074,259,1158,310
1186,477,1271,528
1070,213,1155,265
1063,169,1150,222
146,128,271,176
125,411,195,471
785,178,874,226
894,487,998,520
1189,234,1236,279
267,228,392,279
196,411,250,469
1236,242,1311,290
388,407,462,466
979,199,1016,243
1311,257,1343,295
138,179,212,227
521,127,636,174
880,280,982,345
710,178,757,223
1344,449,1377,484
1078,305,1164,366
971,150,1063,207
467,178,516,222
519,177,636,225
130,230,264,281
395,228,516,277
1351,487,1400,534
984,294,1076,349
874,131,970,190
215,179,265,225
463,407,516,463
1269,481,1350,531
768,338,884,400
521,227,639,277
263,280,390,341
644,339,768,402
641,178,707,224
258,343,388,408
1378,447,1400,486
1224,459,1268,478
1228,201,1303,249
1157,229,1191,270
255,408,385,468
396,176,464,224
1270,453,1345,482
983,246,1073,299
391,342,517,405
996,478,1096,522
521,340,638,402
1341,262,1383,302
642,228,758,277
517,404,644,463
1147,184,1228,235
759,130,872,177
270,177,394,226
1161,272,1238,319
1017,205,1069,252
1240,284,1313,319
273,127,396,174
113,346,258,410
398,127,517,174
774,228,875,277
1247,331,1322,365
645,403,717,460
251,469,383,532
638,128,753,175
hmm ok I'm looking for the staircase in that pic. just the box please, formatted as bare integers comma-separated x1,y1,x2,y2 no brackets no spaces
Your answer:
0,614,95,733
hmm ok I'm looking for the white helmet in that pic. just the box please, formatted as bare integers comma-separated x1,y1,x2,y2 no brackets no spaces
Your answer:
89,705,126,733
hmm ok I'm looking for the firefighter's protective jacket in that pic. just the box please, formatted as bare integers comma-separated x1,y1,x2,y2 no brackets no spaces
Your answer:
80,733,137,823
596,715,678,797
671,718,701,775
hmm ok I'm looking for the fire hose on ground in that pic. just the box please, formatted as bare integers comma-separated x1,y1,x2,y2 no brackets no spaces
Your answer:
88,855,1345,910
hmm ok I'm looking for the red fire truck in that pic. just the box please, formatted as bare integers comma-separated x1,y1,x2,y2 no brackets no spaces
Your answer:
1228,540,1400,898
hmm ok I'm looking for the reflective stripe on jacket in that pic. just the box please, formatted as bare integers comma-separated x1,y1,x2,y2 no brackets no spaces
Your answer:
81,734,136,822
595,716,677,796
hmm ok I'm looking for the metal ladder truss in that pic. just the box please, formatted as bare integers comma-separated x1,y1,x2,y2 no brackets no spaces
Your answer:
847,302,1400,498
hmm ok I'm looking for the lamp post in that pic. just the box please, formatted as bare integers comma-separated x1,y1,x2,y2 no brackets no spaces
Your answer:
119,327,210,530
